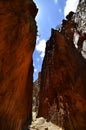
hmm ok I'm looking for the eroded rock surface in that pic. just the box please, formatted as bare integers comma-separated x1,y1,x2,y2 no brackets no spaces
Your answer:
0,0,37,130
33,72,41,118
38,1,86,130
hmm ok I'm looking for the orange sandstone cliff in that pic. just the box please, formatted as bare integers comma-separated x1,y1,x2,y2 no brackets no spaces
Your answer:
38,1,86,130
0,0,37,130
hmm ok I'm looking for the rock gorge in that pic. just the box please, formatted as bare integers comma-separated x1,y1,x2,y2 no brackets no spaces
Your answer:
0,0,86,130
37,0,86,130
0,0,37,130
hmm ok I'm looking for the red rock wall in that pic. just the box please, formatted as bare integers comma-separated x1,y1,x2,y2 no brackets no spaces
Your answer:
0,0,37,130
38,18,86,130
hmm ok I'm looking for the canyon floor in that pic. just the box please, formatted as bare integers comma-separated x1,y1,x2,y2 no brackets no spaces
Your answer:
29,112,63,130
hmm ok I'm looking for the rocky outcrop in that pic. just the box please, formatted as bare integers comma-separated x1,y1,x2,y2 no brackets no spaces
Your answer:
38,1,86,130
73,0,86,58
73,0,86,33
0,0,37,130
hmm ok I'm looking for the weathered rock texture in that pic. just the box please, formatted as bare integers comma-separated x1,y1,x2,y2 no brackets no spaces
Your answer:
73,0,86,58
38,1,86,130
0,0,37,130
33,72,41,115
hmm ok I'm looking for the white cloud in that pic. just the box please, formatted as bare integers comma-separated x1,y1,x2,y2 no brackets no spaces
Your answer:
36,39,46,58
36,35,40,42
64,0,79,17
34,68,37,72
54,0,58,4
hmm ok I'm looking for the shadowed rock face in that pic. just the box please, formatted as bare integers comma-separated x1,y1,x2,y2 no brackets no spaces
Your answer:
0,0,37,130
38,29,86,130
38,1,86,129
33,72,41,116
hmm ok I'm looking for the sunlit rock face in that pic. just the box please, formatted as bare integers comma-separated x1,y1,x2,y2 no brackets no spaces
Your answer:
38,1,86,130
0,0,37,130
73,0,86,57
74,0,86,33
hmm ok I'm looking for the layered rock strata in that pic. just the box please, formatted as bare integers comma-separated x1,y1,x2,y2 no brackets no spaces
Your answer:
0,0,37,130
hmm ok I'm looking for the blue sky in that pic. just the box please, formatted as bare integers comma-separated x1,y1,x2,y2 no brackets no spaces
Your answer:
33,0,79,81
